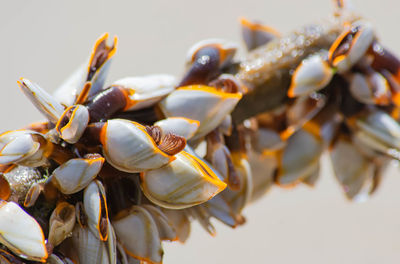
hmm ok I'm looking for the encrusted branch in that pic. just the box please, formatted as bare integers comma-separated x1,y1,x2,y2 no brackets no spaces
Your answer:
0,4,398,263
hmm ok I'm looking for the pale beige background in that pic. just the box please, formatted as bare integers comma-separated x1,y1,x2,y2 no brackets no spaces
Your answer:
1,0,400,263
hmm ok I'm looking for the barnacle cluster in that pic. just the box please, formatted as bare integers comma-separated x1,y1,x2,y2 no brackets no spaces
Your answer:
0,1,399,263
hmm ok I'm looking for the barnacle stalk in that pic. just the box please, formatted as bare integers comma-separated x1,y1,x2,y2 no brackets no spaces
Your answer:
0,1,399,263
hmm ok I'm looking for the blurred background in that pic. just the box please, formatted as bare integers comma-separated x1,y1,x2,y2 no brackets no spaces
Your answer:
1,0,400,263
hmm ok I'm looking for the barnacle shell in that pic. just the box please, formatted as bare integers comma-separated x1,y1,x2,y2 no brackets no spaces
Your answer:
253,127,286,151
0,130,49,167
352,110,400,158
101,119,174,173
330,136,375,200
112,74,176,111
48,202,76,247
0,201,47,262
56,104,90,144
0,132,39,165
113,205,163,264
288,54,333,98
187,205,216,236
140,151,227,209
161,208,191,243
154,117,200,140
54,33,117,107
84,180,109,241
202,195,238,228
18,78,64,123
159,85,242,139
71,225,112,264
349,72,391,105
301,162,321,187
276,128,323,185
50,155,104,194
142,205,177,241
221,153,253,215
207,143,233,183
24,182,43,208
107,223,117,264
240,17,280,51
328,20,374,73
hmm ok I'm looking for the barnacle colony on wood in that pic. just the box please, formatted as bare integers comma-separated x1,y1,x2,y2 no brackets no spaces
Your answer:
0,1,400,263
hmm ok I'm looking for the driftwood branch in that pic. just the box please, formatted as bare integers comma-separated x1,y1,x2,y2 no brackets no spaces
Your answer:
232,16,350,123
